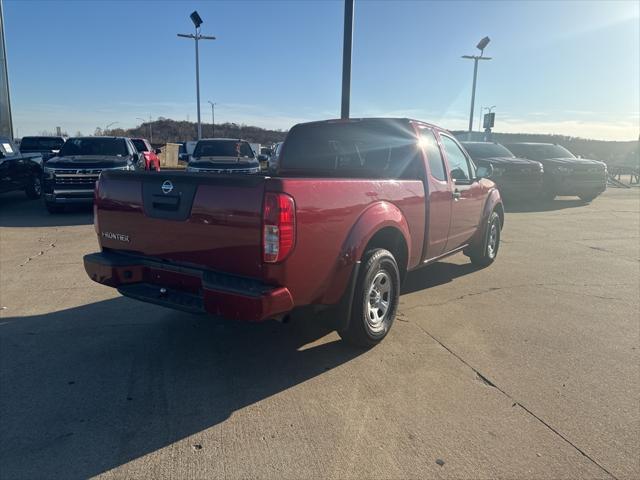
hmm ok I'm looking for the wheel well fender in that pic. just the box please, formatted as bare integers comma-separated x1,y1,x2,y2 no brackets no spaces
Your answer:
472,188,504,247
341,201,411,277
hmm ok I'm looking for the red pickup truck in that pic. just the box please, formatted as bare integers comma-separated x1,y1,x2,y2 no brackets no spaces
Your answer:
84,118,503,346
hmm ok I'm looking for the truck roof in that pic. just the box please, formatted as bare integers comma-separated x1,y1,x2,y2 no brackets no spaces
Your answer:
292,117,447,134
197,137,250,142
505,142,556,146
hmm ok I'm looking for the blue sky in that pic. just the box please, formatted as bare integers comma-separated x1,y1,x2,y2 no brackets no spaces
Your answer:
4,0,639,140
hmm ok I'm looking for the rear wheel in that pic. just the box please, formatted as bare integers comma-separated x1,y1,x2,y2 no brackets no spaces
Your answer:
338,248,400,348
25,174,42,199
469,211,501,267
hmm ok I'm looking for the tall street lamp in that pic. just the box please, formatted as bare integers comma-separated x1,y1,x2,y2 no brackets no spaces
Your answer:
208,101,216,138
462,36,491,136
178,11,216,140
341,0,354,119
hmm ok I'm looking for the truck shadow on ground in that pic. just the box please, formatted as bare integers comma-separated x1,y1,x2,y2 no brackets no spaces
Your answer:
0,192,92,227
402,261,481,295
504,197,587,213
0,297,363,479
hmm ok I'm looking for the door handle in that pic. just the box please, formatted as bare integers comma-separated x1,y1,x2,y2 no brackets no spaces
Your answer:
452,190,461,200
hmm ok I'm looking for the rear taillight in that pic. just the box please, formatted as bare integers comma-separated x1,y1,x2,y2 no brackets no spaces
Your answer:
263,192,295,263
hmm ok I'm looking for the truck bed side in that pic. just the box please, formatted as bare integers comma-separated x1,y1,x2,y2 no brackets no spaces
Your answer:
265,177,425,306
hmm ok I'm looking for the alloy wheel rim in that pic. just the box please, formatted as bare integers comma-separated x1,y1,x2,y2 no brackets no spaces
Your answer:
487,221,498,258
33,177,42,196
366,271,392,333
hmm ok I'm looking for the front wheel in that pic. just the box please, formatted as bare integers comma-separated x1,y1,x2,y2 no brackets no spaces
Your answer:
338,248,400,348
25,174,42,199
469,211,501,267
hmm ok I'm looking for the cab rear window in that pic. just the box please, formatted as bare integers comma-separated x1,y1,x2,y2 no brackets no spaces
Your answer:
280,120,423,179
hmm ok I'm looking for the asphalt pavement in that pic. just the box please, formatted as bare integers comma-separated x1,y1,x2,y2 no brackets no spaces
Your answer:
1,188,638,479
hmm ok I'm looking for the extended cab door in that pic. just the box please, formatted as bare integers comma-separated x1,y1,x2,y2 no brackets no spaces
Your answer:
438,133,484,252
417,126,452,260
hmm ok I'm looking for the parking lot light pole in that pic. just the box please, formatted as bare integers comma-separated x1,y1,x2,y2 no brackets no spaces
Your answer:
208,101,216,137
341,0,354,119
462,36,491,137
178,11,216,140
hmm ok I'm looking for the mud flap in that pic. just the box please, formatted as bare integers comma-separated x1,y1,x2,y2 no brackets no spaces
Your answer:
337,261,361,333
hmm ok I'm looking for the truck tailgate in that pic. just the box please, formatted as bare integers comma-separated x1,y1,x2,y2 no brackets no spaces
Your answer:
95,171,265,278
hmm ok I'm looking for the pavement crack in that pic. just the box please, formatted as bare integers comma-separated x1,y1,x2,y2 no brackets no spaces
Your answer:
400,281,634,312
19,241,56,267
410,321,619,480
475,372,497,388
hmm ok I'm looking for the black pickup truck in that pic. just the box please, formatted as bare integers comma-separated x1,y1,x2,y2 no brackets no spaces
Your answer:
0,137,44,199
43,136,142,213
19,136,66,162
505,143,607,202
461,141,544,199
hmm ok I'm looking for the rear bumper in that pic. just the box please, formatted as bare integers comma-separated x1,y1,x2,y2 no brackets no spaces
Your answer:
83,250,294,321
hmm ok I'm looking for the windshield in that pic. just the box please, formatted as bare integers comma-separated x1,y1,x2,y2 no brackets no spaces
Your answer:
506,144,575,160
131,139,149,152
20,137,65,151
193,140,255,159
59,137,129,157
462,142,515,159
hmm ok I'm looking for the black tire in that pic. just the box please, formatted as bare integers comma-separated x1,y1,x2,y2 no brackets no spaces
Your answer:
469,211,501,267
579,193,598,202
338,248,400,348
25,174,42,199
45,202,64,214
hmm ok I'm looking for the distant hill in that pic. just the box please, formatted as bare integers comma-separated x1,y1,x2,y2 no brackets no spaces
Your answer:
104,118,287,146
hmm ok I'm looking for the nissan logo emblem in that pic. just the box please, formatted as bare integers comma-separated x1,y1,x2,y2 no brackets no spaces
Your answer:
161,180,173,194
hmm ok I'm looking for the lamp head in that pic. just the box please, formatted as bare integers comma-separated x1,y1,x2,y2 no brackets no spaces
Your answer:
476,36,490,51
190,11,203,28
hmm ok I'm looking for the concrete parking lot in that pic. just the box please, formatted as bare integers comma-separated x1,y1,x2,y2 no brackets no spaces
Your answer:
1,188,638,479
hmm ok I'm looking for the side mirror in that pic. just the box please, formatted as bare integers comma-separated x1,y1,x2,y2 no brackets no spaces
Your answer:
258,154,268,162
476,164,493,179
155,148,161,155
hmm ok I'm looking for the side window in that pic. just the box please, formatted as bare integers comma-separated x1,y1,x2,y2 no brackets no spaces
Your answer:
440,135,472,182
419,128,447,181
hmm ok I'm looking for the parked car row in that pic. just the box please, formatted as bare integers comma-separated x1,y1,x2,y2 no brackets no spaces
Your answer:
1,135,161,211
2,126,608,214
461,141,607,202
179,135,607,203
